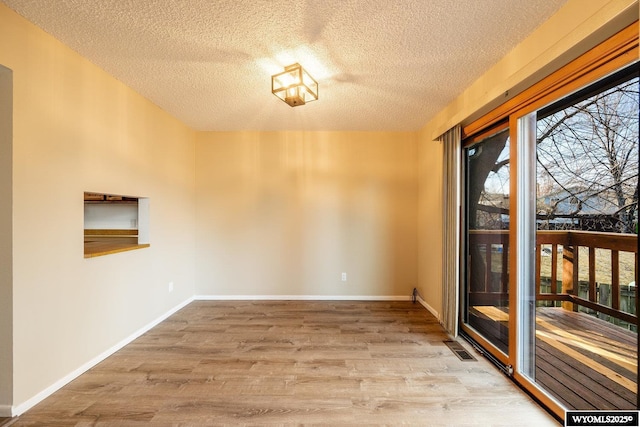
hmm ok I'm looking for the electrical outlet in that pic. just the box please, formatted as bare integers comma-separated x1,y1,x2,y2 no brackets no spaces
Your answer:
341,272,347,281
168,282,174,293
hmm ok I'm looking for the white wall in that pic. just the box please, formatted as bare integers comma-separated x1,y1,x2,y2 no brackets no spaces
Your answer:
0,4,197,411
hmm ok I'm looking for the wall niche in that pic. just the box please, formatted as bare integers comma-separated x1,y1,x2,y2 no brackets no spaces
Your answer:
84,192,150,258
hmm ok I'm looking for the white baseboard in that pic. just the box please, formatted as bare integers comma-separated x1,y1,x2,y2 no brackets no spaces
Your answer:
416,295,439,319
11,296,194,417
194,294,412,301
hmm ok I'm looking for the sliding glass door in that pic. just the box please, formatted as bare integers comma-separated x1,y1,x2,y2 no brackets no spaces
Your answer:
458,24,638,420
521,66,639,410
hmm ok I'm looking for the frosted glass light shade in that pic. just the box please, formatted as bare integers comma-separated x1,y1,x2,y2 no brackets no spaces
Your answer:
271,63,318,107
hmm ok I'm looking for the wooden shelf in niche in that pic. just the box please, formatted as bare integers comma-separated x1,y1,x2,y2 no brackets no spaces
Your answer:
84,229,150,258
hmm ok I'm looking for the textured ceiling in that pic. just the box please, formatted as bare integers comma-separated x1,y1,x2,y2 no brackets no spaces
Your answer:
2,0,567,131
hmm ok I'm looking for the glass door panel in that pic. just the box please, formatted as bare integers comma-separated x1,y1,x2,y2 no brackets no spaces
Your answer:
527,71,639,410
463,128,511,355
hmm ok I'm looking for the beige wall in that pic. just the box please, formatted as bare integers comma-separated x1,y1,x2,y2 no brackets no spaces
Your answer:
0,65,13,412
416,0,639,316
417,130,443,316
0,4,197,410
195,131,418,298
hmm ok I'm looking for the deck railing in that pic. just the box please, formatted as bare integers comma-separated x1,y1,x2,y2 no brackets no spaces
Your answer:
469,230,639,325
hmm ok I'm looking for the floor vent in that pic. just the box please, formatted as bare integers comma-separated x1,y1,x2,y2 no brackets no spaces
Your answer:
444,340,476,361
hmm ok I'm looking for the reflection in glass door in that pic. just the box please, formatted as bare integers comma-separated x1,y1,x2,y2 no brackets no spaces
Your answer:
463,127,511,355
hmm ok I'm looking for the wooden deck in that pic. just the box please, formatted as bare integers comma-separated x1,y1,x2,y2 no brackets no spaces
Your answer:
535,307,637,410
468,304,637,410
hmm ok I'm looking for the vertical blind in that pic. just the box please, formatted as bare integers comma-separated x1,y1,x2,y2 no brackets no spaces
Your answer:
440,125,461,336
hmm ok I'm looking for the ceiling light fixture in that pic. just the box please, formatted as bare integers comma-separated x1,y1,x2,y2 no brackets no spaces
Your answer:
271,63,318,107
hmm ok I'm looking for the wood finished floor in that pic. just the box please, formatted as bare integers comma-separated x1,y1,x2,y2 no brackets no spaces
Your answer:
7,301,557,426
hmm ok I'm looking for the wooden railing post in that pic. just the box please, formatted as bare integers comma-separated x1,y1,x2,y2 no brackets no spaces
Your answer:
562,245,575,312
589,247,597,305
611,250,620,311
485,243,492,292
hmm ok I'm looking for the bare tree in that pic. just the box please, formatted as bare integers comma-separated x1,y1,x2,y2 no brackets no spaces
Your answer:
536,77,639,233
465,75,638,297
